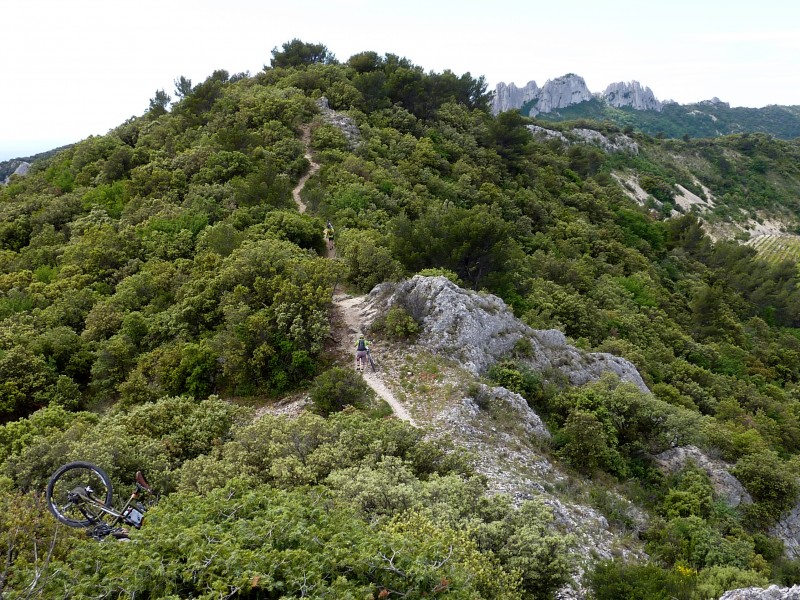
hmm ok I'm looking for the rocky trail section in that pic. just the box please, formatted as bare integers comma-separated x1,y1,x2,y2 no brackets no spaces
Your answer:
333,294,416,426
354,275,651,597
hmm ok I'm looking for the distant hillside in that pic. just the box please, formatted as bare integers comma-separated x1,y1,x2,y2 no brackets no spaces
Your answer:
534,97,800,140
0,145,72,182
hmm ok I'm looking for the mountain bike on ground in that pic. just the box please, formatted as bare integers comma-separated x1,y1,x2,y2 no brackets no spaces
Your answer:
46,461,154,541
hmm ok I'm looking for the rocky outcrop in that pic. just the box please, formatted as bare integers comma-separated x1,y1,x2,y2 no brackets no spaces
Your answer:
603,81,663,112
526,126,638,154
719,586,800,600
527,125,569,144
364,275,648,392
315,97,361,148
531,74,592,116
1,161,30,185
572,129,639,154
470,383,551,440
700,97,730,109
653,446,752,507
493,80,539,114
771,503,800,559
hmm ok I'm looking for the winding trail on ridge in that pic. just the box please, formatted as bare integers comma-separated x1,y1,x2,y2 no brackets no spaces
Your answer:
291,126,319,214
291,126,416,426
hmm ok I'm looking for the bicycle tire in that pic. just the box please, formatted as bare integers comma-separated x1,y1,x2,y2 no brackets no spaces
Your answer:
46,461,114,528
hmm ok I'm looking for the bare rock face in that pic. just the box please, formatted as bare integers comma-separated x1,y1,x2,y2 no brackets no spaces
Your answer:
603,81,663,112
771,503,800,559
527,125,570,144
2,161,30,185
492,74,664,116
531,74,592,116
315,97,361,148
472,383,551,439
365,275,648,392
653,446,752,507
572,128,638,154
492,80,539,114
527,125,638,155
719,585,800,600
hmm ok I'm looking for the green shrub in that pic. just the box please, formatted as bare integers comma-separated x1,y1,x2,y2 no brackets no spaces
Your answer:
309,367,373,416
589,560,692,600
733,450,799,527
416,267,462,285
372,306,419,339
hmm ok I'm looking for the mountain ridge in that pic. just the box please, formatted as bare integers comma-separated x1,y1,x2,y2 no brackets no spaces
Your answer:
493,73,800,139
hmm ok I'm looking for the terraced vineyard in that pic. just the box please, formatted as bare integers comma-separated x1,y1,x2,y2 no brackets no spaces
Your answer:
747,234,800,264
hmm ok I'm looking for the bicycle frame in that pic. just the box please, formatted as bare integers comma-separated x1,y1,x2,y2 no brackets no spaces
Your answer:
72,486,146,529
47,463,153,540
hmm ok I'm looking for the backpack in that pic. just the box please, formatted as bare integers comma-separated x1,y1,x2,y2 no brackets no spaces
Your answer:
356,338,367,351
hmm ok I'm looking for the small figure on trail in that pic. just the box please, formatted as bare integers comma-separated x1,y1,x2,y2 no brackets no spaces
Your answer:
355,334,370,372
325,221,335,251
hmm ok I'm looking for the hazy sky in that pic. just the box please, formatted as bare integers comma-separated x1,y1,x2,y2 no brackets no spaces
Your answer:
1,0,798,161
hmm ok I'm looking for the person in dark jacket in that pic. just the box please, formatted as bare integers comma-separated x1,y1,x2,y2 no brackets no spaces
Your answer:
355,334,370,372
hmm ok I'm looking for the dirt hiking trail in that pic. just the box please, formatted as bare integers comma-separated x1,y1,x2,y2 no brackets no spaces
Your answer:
333,294,416,426
291,124,415,425
291,126,319,214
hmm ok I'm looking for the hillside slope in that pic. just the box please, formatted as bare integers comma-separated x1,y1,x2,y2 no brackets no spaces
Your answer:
4,40,800,598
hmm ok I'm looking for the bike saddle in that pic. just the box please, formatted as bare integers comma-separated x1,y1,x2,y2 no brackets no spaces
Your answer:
135,471,153,493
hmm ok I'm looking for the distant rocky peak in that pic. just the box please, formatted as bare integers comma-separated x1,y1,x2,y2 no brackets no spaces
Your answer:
491,73,664,115
602,80,663,112
531,74,592,116
699,97,730,108
492,80,539,114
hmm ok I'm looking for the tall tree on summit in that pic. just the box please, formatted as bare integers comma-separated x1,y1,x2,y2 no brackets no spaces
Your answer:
269,39,337,68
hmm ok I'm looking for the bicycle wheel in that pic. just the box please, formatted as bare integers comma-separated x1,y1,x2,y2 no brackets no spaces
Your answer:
46,461,114,528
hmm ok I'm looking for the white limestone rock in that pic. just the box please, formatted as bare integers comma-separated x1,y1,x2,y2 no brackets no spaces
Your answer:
770,501,800,559
530,74,592,116
719,585,800,600
315,96,361,148
653,445,752,507
603,81,663,112
365,275,649,392
572,129,639,154
527,125,569,144
493,80,539,114
2,161,31,185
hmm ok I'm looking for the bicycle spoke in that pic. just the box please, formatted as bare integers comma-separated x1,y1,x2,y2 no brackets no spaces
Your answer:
47,462,114,528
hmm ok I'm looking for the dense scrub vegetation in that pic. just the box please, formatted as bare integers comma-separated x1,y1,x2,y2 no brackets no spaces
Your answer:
3,38,800,597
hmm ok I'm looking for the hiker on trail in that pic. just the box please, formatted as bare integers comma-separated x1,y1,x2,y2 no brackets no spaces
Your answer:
324,222,335,251
355,334,370,372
